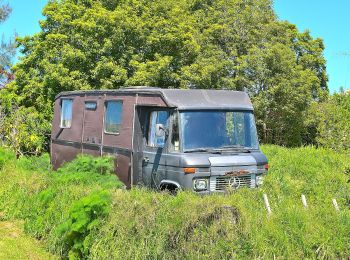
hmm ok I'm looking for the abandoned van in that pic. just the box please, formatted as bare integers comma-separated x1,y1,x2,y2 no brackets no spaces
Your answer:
51,88,268,193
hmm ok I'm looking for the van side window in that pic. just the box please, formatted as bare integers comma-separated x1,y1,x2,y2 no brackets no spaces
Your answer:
60,99,73,128
148,111,169,148
104,101,123,134
85,101,97,110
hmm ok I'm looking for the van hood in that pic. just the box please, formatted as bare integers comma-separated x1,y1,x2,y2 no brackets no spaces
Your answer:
208,155,256,167
178,151,267,168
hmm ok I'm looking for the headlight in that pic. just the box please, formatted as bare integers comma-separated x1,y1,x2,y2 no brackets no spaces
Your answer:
256,174,264,186
193,179,208,191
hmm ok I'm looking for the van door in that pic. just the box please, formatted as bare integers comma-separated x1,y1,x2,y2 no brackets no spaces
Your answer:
82,96,104,156
134,107,169,189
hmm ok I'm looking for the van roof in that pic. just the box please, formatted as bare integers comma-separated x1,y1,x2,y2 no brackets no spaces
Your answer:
55,87,253,110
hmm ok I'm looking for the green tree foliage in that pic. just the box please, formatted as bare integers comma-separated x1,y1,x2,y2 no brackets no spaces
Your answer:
237,22,328,145
0,103,50,156
307,92,350,151
1,0,328,153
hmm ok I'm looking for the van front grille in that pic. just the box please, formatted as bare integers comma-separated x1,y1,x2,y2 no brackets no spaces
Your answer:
209,175,254,191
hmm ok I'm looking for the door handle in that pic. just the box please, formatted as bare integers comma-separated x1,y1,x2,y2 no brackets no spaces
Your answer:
143,157,149,164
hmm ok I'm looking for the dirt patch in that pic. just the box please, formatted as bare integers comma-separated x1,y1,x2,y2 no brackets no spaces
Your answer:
167,205,240,250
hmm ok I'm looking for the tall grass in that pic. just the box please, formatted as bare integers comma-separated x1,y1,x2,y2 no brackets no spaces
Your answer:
0,145,349,258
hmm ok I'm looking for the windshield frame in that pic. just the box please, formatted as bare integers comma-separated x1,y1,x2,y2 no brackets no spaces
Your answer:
178,109,260,153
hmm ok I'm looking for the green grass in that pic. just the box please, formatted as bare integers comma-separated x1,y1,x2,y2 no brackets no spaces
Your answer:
0,145,349,259
0,220,56,260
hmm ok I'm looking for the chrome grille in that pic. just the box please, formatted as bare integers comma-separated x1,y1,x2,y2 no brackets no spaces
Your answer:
209,174,254,191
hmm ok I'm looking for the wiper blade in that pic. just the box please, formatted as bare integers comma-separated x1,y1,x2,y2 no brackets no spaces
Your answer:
184,148,221,154
220,145,246,149
184,148,210,153
215,145,251,153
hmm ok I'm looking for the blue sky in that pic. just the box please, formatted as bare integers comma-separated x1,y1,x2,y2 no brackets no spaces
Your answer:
1,0,349,92
274,0,350,93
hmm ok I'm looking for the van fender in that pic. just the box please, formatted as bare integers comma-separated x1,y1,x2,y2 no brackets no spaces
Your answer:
159,180,182,191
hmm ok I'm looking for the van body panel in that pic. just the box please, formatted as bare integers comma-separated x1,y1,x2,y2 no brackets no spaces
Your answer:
51,140,81,170
82,96,103,150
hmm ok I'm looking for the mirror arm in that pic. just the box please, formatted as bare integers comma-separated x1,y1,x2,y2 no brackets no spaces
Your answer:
159,125,169,136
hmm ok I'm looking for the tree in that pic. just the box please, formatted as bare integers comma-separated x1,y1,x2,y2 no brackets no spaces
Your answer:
0,1,15,88
0,1,11,22
2,0,329,153
235,22,328,145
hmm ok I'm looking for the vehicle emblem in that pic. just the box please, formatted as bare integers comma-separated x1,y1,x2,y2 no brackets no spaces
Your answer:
228,177,241,190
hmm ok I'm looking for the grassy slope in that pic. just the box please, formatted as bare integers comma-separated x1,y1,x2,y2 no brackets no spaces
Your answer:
0,220,56,259
0,145,349,259
91,145,350,259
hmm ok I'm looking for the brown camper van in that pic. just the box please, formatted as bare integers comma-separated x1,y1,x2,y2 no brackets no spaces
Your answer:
51,88,268,193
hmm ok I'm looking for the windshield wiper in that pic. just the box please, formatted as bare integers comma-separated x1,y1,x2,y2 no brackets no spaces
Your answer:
184,148,221,154
215,145,251,153
184,145,253,153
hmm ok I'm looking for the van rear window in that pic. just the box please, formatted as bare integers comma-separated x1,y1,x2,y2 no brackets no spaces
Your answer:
60,99,73,128
104,101,123,134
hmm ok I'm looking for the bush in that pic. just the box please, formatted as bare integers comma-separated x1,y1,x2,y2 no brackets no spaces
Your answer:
57,154,115,175
307,93,350,151
57,191,112,259
0,105,50,156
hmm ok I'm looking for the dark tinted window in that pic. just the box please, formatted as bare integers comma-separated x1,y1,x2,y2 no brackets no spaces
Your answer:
104,101,123,134
85,101,97,110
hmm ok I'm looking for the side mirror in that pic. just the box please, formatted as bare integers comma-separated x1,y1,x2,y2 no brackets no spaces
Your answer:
156,123,169,137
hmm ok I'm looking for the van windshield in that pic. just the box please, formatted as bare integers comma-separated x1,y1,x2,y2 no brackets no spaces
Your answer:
180,111,259,151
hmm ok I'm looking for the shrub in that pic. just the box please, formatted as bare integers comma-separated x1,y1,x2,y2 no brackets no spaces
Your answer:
57,154,115,175
307,93,350,151
57,191,112,259
0,105,50,156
